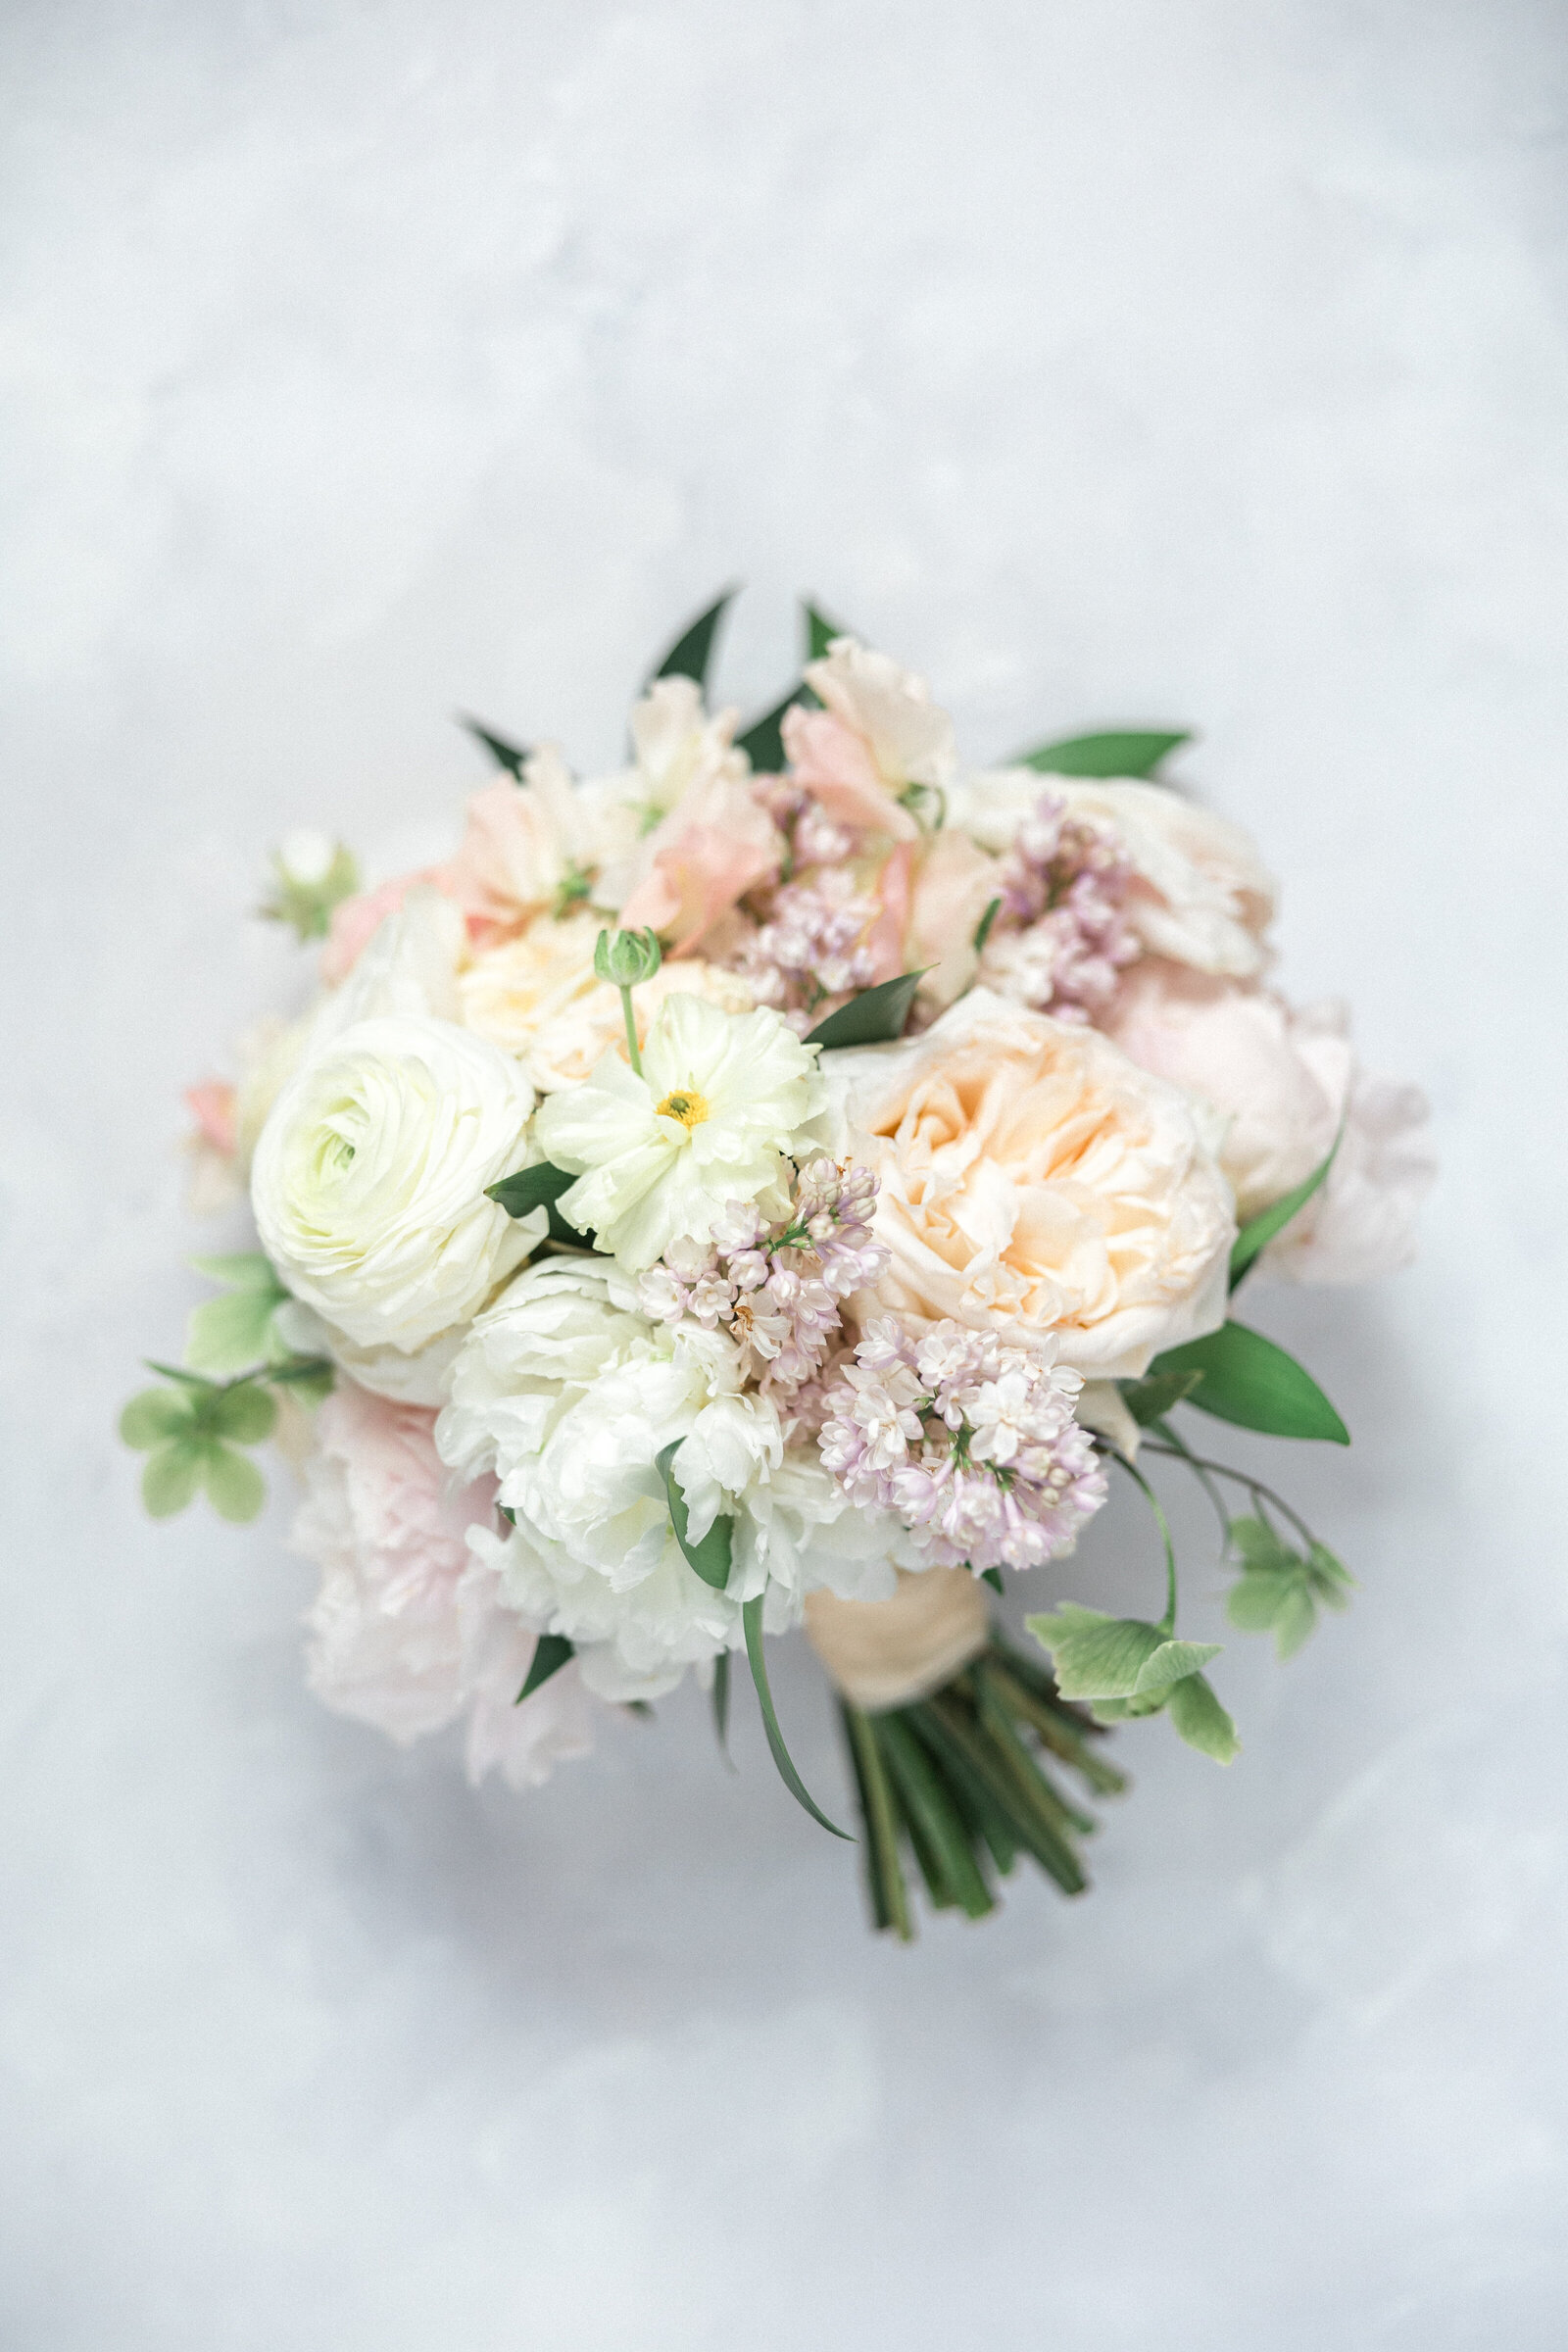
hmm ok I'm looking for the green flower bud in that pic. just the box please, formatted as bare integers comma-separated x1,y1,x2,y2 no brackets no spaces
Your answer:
593,926,663,988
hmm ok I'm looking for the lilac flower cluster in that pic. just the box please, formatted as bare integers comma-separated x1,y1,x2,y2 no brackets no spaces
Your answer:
724,870,881,1034
636,1158,889,1415
816,1317,1107,1574
978,788,1139,1023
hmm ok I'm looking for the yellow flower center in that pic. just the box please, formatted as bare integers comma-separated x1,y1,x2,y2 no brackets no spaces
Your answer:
656,1087,710,1131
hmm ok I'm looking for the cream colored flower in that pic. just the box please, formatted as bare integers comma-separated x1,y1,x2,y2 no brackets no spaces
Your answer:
956,773,1274,979
831,989,1234,1378
252,1012,536,1354
533,993,826,1272
459,907,756,1091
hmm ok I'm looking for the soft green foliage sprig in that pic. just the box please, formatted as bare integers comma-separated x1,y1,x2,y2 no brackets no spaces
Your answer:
259,837,359,941
121,1371,277,1522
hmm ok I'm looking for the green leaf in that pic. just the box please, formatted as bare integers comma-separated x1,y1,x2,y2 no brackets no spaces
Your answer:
1147,1321,1349,1445
486,1161,577,1219
651,586,739,689
1023,1605,1165,1701
188,1252,285,1292
972,895,1002,954
1224,1517,1354,1659
460,717,528,779
742,1594,852,1839
979,1565,1004,1594
144,1359,220,1393
655,1440,734,1591
517,1634,574,1703
185,1289,286,1379
265,1355,335,1405
204,1382,277,1445
1229,1141,1339,1291
804,601,846,661
1117,1368,1204,1426
200,1442,267,1523
734,691,798,773
1131,1638,1223,1697
710,1649,733,1763
1015,729,1190,778
1165,1671,1240,1763
141,1442,204,1517
804,967,929,1051
121,1388,196,1449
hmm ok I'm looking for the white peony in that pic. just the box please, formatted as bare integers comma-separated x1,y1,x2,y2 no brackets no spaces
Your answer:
532,992,827,1272
252,1012,537,1355
955,773,1275,980
437,1260,907,1700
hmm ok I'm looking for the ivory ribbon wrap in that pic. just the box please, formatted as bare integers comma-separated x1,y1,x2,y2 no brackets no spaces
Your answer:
804,1566,990,1711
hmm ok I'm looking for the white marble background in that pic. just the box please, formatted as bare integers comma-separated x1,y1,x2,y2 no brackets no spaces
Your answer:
4,2,1567,2343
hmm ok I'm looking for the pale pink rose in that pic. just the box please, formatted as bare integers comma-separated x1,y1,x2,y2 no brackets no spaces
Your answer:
321,868,456,984
833,989,1234,1378
1108,961,1434,1283
292,1382,597,1788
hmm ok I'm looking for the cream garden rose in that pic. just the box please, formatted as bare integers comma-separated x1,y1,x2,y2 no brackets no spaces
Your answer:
831,989,1235,1377
252,1012,537,1355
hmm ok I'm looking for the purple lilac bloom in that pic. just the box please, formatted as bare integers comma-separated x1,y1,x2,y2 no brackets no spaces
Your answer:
635,1159,889,1421
978,788,1139,1023
816,1316,1107,1574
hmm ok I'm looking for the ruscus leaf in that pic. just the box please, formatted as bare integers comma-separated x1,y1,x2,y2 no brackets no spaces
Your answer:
651,586,739,690
804,968,929,1051
804,601,847,661
742,1595,853,1839
460,717,528,778
1228,1140,1339,1290
517,1634,574,1703
1117,1368,1204,1426
735,692,797,773
486,1161,578,1219
1015,729,1190,778
1147,1321,1349,1445
655,1440,734,1591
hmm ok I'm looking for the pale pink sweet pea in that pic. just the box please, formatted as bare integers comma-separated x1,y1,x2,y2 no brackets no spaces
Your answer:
443,748,597,945
292,1381,597,1787
783,705,921,842
184,1080,237,1157
904,830,1000,1008
619,776,783,953
783,638,958,843
321,868,456,984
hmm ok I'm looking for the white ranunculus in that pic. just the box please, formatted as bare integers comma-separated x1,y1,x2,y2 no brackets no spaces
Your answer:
252,1012,538,1355
1109,963,1434,1284
532,992,827,1272
955,772,1275,980
436,1259,908,1698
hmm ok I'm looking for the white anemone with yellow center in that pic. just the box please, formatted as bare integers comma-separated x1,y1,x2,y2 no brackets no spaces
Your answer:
533,993,827,1272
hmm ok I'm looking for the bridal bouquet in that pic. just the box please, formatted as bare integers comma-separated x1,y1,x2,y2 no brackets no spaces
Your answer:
124,594,1432,1936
